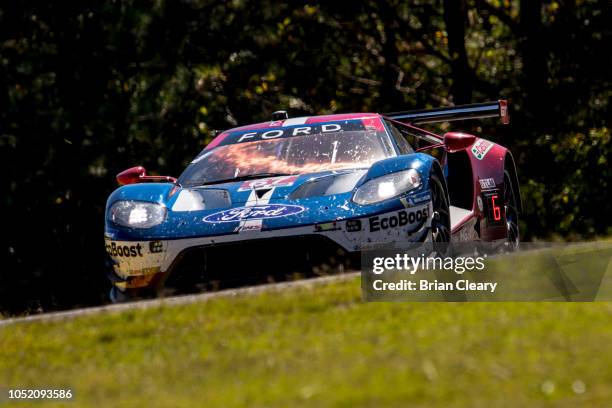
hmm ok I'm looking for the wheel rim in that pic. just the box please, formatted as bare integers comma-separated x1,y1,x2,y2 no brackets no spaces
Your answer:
503,171,520,248
430,176,451,247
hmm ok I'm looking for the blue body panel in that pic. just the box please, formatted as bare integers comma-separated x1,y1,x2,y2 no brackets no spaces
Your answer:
104,154,436,242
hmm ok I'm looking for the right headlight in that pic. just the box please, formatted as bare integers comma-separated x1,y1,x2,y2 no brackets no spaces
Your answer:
109,200,167,229
352,169,421,205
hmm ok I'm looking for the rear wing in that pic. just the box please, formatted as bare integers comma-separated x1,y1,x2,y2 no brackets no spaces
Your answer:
384,100,509,125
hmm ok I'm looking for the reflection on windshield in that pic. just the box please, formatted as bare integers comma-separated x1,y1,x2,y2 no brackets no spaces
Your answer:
180,130,390,186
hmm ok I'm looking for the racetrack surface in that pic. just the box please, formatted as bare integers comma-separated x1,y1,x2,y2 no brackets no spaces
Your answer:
2,263,612,407
0,272,359,326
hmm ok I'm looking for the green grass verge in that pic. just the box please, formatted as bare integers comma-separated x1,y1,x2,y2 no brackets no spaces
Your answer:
2,277,612,407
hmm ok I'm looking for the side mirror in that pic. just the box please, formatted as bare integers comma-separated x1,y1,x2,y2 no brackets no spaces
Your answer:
116,166,177,186
117,166,146,185
443,132,477,153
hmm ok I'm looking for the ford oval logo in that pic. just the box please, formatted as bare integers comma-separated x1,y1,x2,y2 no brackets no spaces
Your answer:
203,204,305,223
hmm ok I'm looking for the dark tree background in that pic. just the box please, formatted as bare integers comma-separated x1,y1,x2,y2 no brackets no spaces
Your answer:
1,0,610,314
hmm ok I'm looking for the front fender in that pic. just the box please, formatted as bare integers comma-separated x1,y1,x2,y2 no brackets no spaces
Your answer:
105,183,176,213
360,153,437,188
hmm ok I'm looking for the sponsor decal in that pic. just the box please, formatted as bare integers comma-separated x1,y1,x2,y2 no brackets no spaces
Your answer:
314,222,340,232
360,242,390,251
369,208,429,232
218,121,365,146
106,241,143,258
479,178,496,189
238,175,298,191
471,139,494,160
500,101,509,122
203,204,305,223
234,223,263,233
410,193,431,205
117,270,161,288
149,241,164,254
346,219,362,232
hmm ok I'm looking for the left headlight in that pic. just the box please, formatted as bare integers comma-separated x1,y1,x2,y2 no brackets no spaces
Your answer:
352,169,421,205
109,201,167,228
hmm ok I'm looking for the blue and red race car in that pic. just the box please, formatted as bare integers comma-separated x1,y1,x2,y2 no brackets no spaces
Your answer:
104,101,521,301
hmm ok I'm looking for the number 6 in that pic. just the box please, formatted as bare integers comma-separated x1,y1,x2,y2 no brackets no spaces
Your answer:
492,194,501,221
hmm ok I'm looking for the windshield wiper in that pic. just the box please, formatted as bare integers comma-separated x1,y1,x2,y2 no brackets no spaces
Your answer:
194,173,294,186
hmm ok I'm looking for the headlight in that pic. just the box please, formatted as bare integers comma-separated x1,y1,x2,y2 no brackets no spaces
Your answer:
352,169,421,205
109,201,167,228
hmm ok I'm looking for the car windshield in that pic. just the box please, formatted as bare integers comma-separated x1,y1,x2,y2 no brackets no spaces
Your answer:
179,129,393,186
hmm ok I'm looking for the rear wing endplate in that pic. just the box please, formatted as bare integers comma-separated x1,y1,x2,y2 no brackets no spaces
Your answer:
384,100,509,125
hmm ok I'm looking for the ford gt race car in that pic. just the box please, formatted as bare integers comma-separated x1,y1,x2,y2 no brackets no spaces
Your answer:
104,100,521,301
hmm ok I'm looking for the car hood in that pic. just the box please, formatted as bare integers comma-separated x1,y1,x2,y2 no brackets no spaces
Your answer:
172,169,367,208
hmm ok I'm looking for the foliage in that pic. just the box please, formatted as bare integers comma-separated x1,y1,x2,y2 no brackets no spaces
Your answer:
0,0,610,312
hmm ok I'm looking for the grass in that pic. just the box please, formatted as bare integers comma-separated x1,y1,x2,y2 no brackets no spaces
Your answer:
2,274,612,408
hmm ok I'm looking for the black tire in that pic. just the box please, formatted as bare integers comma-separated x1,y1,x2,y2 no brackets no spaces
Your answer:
109,286,154,303
109,286,132,303
430,173,451,253
503,170,520,249
430,173,465,301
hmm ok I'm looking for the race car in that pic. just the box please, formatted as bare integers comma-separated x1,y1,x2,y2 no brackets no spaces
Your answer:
104,100,521,301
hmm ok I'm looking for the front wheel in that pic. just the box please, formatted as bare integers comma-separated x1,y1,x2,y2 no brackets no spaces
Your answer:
109,286,132,303
430,173,451,253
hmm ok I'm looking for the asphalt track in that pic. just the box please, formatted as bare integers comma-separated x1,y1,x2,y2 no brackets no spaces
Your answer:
0,272,360,327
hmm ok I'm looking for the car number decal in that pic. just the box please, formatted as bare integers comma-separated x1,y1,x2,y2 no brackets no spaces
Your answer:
238,175,298,191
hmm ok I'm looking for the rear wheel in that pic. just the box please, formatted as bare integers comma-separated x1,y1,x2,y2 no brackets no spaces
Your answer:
503,170,520,249
430,173,451,252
